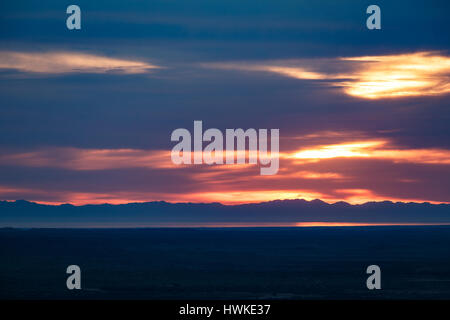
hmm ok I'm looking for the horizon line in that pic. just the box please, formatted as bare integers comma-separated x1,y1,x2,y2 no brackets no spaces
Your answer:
1,198,449,207
2,222,450,229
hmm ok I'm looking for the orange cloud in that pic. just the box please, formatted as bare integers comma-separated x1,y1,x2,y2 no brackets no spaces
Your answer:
206,52,450,99
340,52,450,98
0,51,160,74
287,139,450,164
0,148,174,170
1,134,449,206
206,63,327,80
290,140,385,159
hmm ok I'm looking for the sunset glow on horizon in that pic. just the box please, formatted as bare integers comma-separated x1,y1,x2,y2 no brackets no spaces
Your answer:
1,130,450,206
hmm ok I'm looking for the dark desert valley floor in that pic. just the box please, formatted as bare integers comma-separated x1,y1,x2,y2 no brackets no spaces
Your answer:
1,226,450,299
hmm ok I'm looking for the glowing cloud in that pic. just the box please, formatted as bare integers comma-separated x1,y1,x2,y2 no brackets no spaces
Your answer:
0,51,160,74
207,63,327,80
0,148,174,170
206,52,450,99
1,135,449,205
291,141,385,159
340,52,450,98
289,139,450,164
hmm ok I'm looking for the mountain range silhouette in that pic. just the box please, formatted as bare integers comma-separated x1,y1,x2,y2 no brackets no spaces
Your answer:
1,199,449,227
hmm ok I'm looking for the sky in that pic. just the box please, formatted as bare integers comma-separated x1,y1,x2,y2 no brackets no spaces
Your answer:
0,0,449,205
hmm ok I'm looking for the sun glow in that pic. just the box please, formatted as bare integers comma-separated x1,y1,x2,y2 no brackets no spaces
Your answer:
292,141,385,159
289,138,450,164
341,52,450,99
207,52,450,99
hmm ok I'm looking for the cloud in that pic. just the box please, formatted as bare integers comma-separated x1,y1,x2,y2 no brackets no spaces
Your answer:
0,148,173,170
205,52,450,99
0,135,449,205
0,51,160,74
287,139,450,164
340,53,450,99
207,63,327,80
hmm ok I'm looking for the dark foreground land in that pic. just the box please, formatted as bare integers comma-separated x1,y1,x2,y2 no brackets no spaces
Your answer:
1,226,450,299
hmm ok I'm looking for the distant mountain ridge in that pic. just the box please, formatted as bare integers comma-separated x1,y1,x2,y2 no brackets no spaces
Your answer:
1,199,449,227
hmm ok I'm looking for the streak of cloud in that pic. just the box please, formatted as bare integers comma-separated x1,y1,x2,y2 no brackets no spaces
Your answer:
205,52,450,99
0,133,449,205
0,148,173,170
288,140,450,164
0,51,160,74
